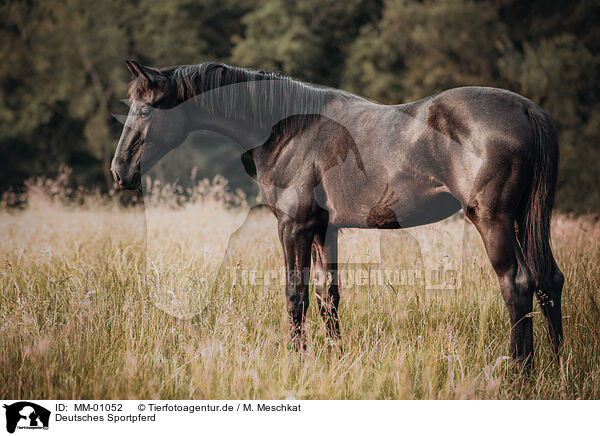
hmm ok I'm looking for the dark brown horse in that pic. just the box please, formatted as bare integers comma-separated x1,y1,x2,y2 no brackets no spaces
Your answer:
112,60,563,370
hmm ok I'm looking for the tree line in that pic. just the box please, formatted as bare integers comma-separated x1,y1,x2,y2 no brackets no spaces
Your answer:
1,0,598,212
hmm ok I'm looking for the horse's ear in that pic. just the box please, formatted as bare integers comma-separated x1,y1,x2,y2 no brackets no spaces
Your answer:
126,59,161,85
126,60,140,78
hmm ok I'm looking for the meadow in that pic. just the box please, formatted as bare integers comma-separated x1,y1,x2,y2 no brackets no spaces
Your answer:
1,178,599,399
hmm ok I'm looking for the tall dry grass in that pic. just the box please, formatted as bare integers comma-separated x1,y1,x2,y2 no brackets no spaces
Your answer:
0,173,599,399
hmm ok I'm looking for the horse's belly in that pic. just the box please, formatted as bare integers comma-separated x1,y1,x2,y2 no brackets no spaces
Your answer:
394,192,462,228
325,183,461,229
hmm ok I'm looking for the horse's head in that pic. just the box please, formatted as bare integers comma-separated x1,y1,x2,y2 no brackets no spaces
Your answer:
111,60,190,189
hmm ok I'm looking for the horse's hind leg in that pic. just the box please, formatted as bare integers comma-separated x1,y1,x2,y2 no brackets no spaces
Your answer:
466,162,537,369
312,225,341,342
536,258,564,358
469,209,536,369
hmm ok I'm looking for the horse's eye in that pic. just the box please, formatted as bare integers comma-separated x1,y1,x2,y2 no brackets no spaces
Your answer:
139,107,152,118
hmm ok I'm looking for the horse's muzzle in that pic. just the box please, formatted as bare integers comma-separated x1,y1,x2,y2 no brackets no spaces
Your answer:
111,164,141,190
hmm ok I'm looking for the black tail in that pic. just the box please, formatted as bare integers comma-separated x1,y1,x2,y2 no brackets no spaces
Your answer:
518,106,559,289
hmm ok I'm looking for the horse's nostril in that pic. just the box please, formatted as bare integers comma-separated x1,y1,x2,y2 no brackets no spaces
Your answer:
112,169,121,184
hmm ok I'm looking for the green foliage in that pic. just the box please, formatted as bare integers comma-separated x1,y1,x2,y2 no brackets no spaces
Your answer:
231,0,382,85
0,0,251,190
1,0,598,212
342,0,504,102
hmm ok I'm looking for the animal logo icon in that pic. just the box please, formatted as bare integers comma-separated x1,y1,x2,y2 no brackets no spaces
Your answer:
3,402,50,434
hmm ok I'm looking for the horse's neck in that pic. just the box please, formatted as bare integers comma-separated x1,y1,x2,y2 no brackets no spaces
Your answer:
187,111,268,150
183,80,334,151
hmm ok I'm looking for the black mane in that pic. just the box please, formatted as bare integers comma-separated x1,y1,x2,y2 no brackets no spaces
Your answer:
136,62,338,137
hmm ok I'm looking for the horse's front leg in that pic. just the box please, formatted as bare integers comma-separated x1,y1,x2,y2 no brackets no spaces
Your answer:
278,216,315,349
312,225,341,342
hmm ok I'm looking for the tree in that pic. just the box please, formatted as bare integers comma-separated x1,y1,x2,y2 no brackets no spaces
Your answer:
231,0,382,86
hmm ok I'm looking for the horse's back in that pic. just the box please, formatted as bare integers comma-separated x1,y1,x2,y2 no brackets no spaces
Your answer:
411,86,540,163
386,86,542,208
428,86,538,142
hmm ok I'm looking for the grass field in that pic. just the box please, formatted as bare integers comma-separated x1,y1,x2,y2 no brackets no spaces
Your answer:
1,186,599,399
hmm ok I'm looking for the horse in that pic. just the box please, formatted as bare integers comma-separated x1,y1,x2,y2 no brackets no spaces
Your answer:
112,60,564,371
